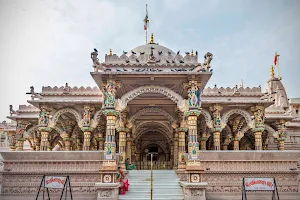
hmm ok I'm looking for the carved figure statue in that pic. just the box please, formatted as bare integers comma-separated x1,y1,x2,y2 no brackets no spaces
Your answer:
188,85,199,108
63,83,70,93
213,111,221,126
26,86,42,100
254,108,264,126
38,107,49,126
91,49,106,72
91,48,100,66
203,52,213,66
83,108,91,126
9,105,17,116
104,81,119,107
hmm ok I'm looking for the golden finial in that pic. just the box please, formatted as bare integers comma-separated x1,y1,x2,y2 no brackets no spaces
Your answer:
191,50,194,56
150,33,154,44
270,65,275,78
109,49,112,56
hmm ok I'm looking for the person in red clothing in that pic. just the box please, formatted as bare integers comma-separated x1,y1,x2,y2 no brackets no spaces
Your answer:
117,167,129,194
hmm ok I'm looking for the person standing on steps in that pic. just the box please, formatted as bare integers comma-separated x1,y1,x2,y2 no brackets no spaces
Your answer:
117,166,129,194
125,158,136,170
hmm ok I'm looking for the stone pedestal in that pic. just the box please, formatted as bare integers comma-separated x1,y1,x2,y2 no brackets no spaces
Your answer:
180,182,208,200
95,183,119,200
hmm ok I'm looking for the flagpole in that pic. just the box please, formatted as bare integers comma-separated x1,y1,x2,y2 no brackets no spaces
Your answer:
145,4,148,44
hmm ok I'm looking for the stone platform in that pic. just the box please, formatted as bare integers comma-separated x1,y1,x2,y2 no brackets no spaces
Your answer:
0,151,299,200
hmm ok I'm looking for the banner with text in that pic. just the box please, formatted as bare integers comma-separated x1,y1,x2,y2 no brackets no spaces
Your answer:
244,178,275,191
45,176,67,189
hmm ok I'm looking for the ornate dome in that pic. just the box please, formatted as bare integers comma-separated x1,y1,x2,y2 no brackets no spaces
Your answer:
129,43,176,56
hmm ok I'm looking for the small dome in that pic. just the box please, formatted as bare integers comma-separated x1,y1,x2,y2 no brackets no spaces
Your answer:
129,43,176,56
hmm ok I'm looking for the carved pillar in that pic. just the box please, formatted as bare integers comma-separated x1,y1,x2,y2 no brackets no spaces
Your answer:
16,120,29,151
210,104,223,150
254,131,262,150
38,106,51,151
200,138,207,150
117,127,128,168
103,109,119,161
251,105,265,151
81,105,94,151
177,127,188,169
126,132,133,162
34,136,40,151
277,120,287,150
213,132,221,150
185,110,201,160
7,131,16,151
233,138,240,150
173,131,179,169
61,132,72,151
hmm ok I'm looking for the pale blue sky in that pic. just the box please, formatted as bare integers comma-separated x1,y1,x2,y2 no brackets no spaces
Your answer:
0,0,299,121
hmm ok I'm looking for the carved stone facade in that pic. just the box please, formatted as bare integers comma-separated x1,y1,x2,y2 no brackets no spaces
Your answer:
1,33,300,200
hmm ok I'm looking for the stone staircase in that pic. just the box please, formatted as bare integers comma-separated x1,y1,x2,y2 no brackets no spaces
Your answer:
119,170,184,200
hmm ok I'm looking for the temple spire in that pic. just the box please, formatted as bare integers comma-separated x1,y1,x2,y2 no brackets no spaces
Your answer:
109,49,112,56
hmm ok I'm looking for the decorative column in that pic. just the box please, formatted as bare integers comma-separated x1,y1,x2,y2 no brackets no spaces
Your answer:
7,131,17,151
81,105,94,151
16,120,29,151
277,120,287,150
210,104,223,150
173,131,179,169
103,109,119,162
251,105,265,150
38,106,51,151
233,138,240,150
126,132,133,162
116,127,128,169
177,127,188,169
199,132,209,150
96,80,121,200
61,132,72,151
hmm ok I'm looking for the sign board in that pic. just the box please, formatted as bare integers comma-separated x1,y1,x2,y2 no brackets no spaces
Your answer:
105,155,112,160
45,176,67,189
244,178,275,191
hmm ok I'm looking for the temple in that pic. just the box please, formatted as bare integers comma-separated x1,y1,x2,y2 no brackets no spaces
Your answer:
0,33,300,200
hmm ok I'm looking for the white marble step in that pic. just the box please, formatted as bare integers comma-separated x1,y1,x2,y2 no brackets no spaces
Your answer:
119,170,184,200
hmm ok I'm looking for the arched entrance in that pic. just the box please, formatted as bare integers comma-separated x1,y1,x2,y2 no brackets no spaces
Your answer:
134,120,172,169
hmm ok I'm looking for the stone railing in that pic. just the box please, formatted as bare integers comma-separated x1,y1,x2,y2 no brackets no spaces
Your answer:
177,151,300,200
41,86,101,95
0,151,112,200
202,86,262,96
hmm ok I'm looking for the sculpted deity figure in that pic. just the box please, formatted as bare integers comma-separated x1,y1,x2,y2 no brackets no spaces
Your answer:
91,48,100,66
203,52,213,66
188,85,199,108
63,83,71,94
83,107,91,126
254,108,264,126
103,81,119,108
213,111,221,126
38,107,49,126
